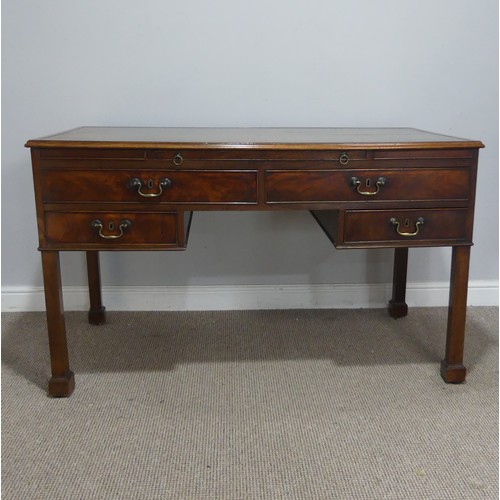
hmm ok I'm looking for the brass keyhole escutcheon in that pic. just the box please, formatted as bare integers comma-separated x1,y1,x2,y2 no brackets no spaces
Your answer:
390,217,425,237
351,176,386,196
91,219,132,239
127,177,172,197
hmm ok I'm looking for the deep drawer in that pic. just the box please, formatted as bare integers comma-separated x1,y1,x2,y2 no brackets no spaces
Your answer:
41,170,258,203
265,168,470,203
44,211,187,249
342,209,469,245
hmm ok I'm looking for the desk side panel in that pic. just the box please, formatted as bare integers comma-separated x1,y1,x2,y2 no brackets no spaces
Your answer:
30,149,47,248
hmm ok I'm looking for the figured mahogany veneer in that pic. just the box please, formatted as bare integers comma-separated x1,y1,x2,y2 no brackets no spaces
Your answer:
266,168,470,204
44,211,190,249
41,170,258,204
341,208,468,247
26,127,484,396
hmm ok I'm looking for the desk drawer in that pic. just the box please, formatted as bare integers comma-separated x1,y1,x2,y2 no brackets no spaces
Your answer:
44,211,187,249
342,209,468,246
42,170,258,204
266,168,470,203
146,149,368,162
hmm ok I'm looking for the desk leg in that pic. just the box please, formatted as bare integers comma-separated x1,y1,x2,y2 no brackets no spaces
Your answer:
441,246,470,383
41,251,75,397
388,247,409,318
86,251,106,325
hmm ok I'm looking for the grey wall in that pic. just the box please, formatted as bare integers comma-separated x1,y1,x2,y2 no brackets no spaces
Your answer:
2,0,498,294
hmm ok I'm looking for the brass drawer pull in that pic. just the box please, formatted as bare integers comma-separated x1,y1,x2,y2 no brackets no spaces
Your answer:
351,176,386,196
127,177,172,197
390,217,424,237
339,152,349,165
173,153,183,166
91,219,131,239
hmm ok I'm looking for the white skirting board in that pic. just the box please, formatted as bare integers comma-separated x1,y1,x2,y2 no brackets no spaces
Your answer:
2,281,498,312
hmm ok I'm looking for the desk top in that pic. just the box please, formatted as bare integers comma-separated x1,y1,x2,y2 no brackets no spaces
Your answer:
26,127,484,150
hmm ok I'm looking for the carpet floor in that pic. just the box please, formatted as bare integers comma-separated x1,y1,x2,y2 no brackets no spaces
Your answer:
2,307,498,499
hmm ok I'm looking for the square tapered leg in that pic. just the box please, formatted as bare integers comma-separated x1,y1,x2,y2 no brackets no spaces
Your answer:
388,247,409,318
41,251,75,397
441,246,471,383
86,251,106,325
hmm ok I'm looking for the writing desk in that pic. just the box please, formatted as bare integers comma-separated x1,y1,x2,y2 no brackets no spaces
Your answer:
26,127,484,397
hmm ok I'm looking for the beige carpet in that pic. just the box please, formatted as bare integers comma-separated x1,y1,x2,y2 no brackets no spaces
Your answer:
2,307,498,499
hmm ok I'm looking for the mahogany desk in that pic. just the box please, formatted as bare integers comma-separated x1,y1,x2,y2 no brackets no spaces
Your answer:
26,127,484,397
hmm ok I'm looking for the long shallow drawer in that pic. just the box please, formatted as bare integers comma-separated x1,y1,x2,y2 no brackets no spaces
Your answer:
44,211,188,249
145,149,369,162
342,209,468,246
41,170,258,203
266,168,470,203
